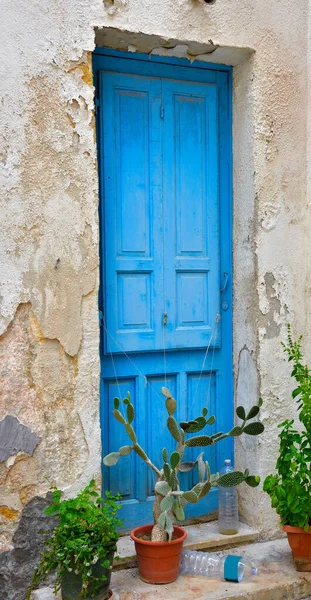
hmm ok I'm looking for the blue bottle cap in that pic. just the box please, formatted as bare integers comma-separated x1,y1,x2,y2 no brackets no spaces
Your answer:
224,555,242,582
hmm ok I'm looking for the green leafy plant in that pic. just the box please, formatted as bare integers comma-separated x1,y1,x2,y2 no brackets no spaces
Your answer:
264,325,311,531
27,480,122,600
104,388,264,542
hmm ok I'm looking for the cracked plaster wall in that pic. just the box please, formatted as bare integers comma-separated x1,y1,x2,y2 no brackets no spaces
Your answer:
0,0,310,571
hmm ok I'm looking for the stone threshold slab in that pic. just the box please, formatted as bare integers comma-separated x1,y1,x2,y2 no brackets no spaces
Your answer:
115,521,259,569
111,538,311,600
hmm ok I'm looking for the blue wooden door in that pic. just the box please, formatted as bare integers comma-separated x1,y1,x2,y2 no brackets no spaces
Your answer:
94,50,232,531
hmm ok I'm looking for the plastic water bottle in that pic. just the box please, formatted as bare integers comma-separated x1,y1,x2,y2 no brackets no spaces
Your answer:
218,459,239,535
180,550,258,582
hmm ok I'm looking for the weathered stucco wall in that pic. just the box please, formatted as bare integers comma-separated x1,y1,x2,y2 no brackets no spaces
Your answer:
0,0,309,596
0,4,103,594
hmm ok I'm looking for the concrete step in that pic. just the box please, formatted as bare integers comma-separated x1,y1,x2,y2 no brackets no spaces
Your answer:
111,538,311,600
115,521,259,569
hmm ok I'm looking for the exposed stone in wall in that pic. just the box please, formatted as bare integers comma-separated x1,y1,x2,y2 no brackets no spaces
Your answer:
0,415,41,462
0,495,57,600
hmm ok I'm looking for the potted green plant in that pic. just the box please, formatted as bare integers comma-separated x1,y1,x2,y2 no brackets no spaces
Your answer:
104,387,264,584
264,325,311,572
27,480,122,600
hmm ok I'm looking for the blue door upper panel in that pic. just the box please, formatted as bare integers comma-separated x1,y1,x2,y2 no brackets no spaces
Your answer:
162,79,220,350
101,73,164,353
101,71,221,354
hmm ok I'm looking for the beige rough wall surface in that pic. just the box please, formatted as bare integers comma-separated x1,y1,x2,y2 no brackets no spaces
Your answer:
0,0,309,550
0,0,102,550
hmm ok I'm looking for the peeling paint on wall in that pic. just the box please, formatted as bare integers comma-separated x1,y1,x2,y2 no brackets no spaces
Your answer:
235,347,261,529
258,271,289,340
18,72,98,357
0,304,92,549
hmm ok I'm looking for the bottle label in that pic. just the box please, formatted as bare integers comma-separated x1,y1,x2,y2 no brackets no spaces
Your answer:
224,555,242,582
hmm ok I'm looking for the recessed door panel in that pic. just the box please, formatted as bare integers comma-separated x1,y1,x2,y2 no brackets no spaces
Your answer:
162,79,220,350
102,73,163,353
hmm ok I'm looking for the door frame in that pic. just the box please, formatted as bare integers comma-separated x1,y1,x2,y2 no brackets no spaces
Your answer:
93,47,233,523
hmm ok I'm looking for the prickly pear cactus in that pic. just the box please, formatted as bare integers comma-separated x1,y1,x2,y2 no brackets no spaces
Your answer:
103,388,264,542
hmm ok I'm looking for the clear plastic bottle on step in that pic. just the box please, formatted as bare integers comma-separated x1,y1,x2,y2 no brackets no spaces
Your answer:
179,550,258,582
218,458,239,535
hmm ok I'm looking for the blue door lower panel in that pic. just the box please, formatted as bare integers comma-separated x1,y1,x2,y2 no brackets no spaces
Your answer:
94,49,233,531
101,350,230,529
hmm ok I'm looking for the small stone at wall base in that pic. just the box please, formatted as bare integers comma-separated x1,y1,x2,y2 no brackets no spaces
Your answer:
0,495,57,600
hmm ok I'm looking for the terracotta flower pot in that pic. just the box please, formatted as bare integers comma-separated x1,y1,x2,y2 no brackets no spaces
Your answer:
283,525,311,571
130,524,187,584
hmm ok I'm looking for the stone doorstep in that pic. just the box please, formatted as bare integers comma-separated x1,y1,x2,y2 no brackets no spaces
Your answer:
31,522,258,599
111,538,311,600
115,521,259,569
31,538,311,600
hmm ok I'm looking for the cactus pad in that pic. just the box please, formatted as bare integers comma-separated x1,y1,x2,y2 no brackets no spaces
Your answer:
158,511,174,541
180,421,190,431
236,405,246,420
113,409,126,425
245,475,260,487
185,435,213,447
217,471,245,487
173,498,185,521
119,445,133,456
103,452,120,467
246,405,260,420
170,451,180,470
206,415,216,425
167,416,181,441
125,423,137,442
161,386,172,398
183,490,199,503
244,422,264,435
166,397,177,416
179,461,196,472
170,470,178,491
197,454,206,481
163,462,171,484
160,496,173,512
126,403,135,424
192,482,203,496
155,480,171,496
133,443,147,460
200,481,212,497
187,416,206,433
